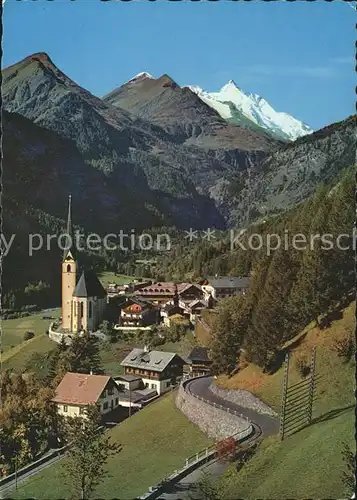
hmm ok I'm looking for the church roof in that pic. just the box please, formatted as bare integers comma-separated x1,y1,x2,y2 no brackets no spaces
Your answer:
73,270,106,298
63,249,76,262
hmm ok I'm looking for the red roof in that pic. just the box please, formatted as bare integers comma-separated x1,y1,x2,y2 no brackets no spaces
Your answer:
52,372,111,406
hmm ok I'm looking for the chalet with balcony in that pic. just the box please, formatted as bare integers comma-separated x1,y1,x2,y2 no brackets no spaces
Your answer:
120,298,157,327
187,347,212,376
120,348,186,395
134,282,203,305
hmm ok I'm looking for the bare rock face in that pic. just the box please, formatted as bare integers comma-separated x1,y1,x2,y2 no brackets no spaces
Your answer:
209,383,277,417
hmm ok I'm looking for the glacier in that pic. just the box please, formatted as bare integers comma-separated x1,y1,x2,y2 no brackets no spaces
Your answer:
187,80,313,141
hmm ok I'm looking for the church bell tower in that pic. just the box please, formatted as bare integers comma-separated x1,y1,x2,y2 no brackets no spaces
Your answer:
61,195,77,331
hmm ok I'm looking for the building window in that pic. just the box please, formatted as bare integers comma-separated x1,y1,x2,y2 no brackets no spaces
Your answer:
67,264,71,272
103,402,109,410
79,407,85,415
166,381,171,388
80,302,84,318
108,388,114,396
63,405,68,413
89,301,92,319
151,383,156,389
115,398,118,406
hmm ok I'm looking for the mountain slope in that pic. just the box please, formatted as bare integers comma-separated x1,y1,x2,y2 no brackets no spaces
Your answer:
2,53,232,229
189,80,313,141
216,114,355,227
2,53,354,234
103,73,277,150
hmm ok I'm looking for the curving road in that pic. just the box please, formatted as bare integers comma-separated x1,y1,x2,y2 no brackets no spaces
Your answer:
186,376,279,437
157,377,279,499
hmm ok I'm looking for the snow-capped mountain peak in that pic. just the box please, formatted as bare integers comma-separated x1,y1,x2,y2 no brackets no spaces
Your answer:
189,80,313,141
127,71,154,84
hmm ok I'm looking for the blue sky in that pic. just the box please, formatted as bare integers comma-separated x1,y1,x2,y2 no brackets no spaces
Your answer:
3,0,355,130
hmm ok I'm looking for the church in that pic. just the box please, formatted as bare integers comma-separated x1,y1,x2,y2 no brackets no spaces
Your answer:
61,196,107,333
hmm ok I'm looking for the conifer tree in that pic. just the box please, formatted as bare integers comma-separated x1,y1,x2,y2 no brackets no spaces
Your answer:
210,296,249,375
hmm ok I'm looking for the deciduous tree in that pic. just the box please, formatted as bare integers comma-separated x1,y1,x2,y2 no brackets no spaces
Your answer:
63,406,121,500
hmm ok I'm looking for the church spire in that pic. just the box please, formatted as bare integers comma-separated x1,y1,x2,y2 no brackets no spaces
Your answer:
66,194,72,236
63,194,74,261
173,283,179,307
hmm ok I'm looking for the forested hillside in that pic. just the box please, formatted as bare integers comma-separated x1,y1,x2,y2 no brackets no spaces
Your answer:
156,167,355,372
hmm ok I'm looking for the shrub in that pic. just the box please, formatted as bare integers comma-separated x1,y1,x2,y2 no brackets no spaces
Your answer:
24,331,35,341
216,436,237,463
333,335,354,362
295,356,311,378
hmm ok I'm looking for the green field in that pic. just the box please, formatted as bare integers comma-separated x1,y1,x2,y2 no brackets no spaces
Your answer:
10,392,213,499
100,331,196,377
216,302,355,499
2,316,196,379
1,309,60,354
97,272,136,287
1,334,55,373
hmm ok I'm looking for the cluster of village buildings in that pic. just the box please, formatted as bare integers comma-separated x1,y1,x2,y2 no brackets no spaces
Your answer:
111,276,250,328
52,197,250,420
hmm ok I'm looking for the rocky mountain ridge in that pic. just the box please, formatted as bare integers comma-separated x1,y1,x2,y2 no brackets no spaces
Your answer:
2,52,355,234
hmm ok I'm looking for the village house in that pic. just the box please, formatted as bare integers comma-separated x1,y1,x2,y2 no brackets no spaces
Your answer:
163,312,190,328
120,298,157,327
160,285,187,326
107,283,131,298
120,348,186,395
134,282,203,305
113,375,157,408
52,372,122,418
187,347,212,377
201,276,250,301
186,299,210,322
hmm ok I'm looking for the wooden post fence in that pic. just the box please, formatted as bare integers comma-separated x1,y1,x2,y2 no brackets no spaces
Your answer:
279,352,290,441
280,348,317,440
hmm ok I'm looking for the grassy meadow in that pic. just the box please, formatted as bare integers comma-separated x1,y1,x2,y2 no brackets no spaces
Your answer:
216,302,355,499
10,392,212,499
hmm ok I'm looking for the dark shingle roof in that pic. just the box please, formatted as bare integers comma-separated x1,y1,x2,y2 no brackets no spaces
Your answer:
73,270,107,298
188,347,212,363
121,348,184,372
208,276,250,289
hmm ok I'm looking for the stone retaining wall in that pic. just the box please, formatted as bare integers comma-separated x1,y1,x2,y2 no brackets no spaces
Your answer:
209,383,277,416
48,324,108,344
175,385,248,439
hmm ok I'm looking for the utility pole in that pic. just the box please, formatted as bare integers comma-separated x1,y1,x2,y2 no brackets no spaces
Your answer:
129,388,132,418
15,455,18,490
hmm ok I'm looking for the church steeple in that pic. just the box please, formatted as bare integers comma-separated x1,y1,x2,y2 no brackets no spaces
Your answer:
63,194,74,261
62,195,77,331
66,194,72,235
